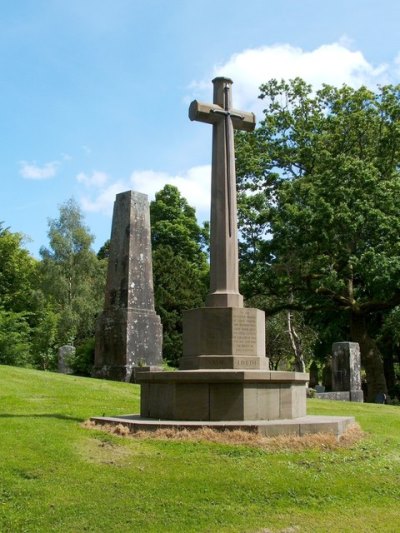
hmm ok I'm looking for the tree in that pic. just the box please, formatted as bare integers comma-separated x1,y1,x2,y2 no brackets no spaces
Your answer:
151,184,209,269
0,223,37,313
150,185,208,365
236,79,400,401
0,224,38,366
39,199,106,347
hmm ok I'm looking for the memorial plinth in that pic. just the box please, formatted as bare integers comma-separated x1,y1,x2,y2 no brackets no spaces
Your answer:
180,307,268,370
138,370,308,421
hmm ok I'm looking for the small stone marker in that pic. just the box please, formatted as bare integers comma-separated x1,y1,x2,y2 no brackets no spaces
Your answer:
331,342,364,402
58,345,75,374
375,392,387,404
93,191,162,382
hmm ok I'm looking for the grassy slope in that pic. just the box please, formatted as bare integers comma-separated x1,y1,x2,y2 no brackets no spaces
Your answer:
0,365,399,533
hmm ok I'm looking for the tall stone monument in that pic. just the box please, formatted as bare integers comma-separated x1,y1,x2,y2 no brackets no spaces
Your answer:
93,191,163,382
93,78,355,437
137,78,308,422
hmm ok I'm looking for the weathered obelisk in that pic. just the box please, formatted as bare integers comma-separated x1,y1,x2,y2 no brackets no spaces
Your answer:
93,191,162,382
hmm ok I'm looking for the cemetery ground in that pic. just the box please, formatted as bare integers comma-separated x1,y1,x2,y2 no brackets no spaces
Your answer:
1,366,399,533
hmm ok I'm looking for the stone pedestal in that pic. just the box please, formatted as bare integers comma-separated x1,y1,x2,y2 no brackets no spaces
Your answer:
180,307,268,370
93,191,162,382
138,306,307,422
95,309,162,381
137,370,308,421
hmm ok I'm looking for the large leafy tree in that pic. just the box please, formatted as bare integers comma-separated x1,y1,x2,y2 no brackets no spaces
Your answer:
0,224,37,313
150,185,208,365
40,199,106,347
236,79,400,401
0,224,37,366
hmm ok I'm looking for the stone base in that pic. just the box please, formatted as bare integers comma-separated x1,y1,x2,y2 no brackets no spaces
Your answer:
93,308,163,382
136,370,309,421
181,307,268,370
315,390,364,402
180,355,269,370
90,414,355,438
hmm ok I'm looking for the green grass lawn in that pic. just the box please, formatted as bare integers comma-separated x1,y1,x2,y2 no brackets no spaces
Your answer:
1,365,399,532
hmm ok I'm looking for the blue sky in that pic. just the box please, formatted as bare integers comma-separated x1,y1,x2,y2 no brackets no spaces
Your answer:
2,0,400,257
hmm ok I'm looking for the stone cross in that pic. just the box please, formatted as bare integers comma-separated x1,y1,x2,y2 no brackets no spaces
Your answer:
189,77,256,307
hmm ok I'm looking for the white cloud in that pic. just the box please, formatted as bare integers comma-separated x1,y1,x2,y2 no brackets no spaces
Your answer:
19,160,59,180
190,41,394,115
130,165,211,215
80,180,126,215
76,170,109,188
77,165,212,221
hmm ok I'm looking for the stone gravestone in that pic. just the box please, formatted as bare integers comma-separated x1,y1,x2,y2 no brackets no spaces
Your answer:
137,78,309,422
332,342,364,402
58,345,75,374
93,191,163,382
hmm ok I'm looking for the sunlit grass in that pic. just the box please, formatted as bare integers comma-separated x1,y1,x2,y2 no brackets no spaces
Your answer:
1,365,399,532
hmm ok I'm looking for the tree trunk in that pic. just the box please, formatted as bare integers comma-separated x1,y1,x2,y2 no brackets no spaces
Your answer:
350,312,387,402
383,350,396,399
287,311,306,373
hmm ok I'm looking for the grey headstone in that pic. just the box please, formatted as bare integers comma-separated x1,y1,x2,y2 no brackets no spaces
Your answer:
93,190,163,382
58,345,75,374
375,392,387,404
332,342,363,402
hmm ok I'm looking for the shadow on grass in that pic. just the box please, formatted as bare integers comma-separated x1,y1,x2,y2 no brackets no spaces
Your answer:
0,413,83,422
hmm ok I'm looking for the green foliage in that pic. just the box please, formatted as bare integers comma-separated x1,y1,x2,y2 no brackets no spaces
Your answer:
69,337,96,375
265,310,318,371
0,309,31,366
153,245,207,365
1,366,400,532
0,224,37,313
30,305,59,370
0,225,40,367
151,185,208,365
236,79,400,400
151,184,208,270
40,199,106,346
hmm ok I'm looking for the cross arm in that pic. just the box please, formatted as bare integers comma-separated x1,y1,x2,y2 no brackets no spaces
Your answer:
189,100,256,132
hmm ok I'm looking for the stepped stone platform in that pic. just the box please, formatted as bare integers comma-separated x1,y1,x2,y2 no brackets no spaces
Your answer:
90,414,355,438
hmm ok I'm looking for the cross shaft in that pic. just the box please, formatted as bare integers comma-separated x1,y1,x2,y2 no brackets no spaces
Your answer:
189,77,256,307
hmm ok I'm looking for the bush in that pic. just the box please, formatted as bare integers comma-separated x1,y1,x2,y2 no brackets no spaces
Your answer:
69,338,95,376
0,309,32,366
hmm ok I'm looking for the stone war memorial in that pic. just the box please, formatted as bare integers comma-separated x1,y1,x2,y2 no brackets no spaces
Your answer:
93,190,163,382
93,77,354,437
